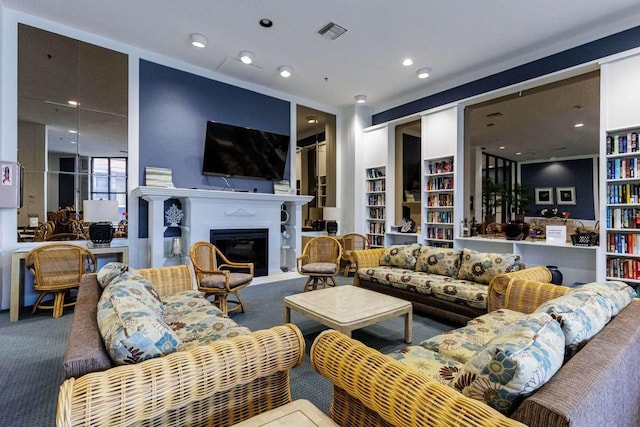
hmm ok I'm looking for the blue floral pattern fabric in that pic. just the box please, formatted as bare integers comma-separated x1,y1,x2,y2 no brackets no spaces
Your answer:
456,249,521,285
454,312,565,415
379,244,422,270
574,281,635,316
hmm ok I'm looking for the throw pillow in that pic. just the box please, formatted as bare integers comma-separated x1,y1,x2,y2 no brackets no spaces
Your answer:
415,246,462,277
456,248,521,285
536,291,611,360
574,281,636,316
379,244,422,270
453,312,565,415
97,262,135,288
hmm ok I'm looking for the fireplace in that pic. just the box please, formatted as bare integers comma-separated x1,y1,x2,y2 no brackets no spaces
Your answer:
210,228,269,277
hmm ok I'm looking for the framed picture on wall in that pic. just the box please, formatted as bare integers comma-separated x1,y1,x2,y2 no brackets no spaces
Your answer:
535,187,553,205
557,187,576,205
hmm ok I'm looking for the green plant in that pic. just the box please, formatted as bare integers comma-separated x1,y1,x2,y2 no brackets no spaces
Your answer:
482,178,503,217
511,183,531,215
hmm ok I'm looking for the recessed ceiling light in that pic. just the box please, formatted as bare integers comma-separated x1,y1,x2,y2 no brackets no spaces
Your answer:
416,67,432,79
354,95,367,103
189,33,208,48
67,100,79,106
239,51,255,64
574,123,584,128
278,65,293,78
402,58,413,66
69,141,76,144
306,116,318,124
68,129,77,134
499,146,505,150
259,18,273,28
515,152,522,155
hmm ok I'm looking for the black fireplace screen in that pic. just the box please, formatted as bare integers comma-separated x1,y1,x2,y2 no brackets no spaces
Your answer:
210,228,268,277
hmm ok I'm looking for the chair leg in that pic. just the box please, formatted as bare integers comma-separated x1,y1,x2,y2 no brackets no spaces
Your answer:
343,263,350,277
232,292,246,313
53,292,65,318
328,276,338,287
303,276,314,292
217,295,229,315
31,292,47,314
226,292,245,314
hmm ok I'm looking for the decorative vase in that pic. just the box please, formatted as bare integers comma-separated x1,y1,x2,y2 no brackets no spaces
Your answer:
546,265,563,285
504,221,530,240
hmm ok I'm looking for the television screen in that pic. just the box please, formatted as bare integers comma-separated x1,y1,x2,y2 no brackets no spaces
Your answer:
202,121,289,180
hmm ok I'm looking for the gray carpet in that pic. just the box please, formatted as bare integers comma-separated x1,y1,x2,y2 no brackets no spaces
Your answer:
0,275,453,426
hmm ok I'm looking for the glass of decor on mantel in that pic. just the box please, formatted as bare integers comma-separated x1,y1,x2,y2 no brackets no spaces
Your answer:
165,203,184,227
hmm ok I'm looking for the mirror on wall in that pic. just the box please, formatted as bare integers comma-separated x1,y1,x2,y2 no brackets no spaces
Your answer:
17,24,128,242
296,105,336,228
464,71,600,226
394,120,421,227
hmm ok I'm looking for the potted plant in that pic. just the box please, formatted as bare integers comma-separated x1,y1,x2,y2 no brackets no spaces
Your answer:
511,183,531,222
481,177,502,224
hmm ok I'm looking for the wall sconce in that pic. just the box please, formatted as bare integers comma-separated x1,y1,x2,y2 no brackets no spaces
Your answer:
83,199,119,247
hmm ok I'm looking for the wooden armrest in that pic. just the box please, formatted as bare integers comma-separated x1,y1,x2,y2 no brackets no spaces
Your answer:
310,330,524,427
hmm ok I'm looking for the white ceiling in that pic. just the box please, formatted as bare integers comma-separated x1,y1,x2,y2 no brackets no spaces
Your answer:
5,0,640,112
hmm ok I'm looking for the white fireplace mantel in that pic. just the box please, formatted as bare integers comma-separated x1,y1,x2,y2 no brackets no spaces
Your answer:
131,186,313,273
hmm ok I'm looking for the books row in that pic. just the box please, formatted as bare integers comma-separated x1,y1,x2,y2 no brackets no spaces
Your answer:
606,232,640,255
366,168,385,179
426,211,453,224
427,194,453,207
366,180,385,192
606,208,640,229
426,177,453,191
367,194,385,206
607,157,640,180
426,226,454,241
368,235,385,247
607,183,640,204
367,207,384,219
367,222,385,235
606,132,639,155
426,159,453,175
606,257,640,283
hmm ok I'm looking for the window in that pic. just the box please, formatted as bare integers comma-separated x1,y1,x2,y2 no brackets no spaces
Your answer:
90,158,128,216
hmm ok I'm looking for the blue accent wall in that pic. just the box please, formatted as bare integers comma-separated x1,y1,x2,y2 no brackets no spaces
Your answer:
373,25,640,124
139,60,291,192
522,158,596,220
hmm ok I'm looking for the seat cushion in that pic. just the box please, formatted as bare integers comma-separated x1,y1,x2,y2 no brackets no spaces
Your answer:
300,262,337,275
357,266,434,295
379,244,422,270
457,248,521,285
388,345,463,386
428,278,489,310
454,312,565,415
199,272,252,289
415,246,462,278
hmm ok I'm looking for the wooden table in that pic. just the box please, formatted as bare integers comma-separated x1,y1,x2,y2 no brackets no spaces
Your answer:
10,244,129,322
284,285,412,343
230,399,337,426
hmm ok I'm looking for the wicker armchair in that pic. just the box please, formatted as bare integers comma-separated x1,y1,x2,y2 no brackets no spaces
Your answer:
26,243,96,318
32,221,55,241
189,241,253,314
339,232,369,276
296,236,342,291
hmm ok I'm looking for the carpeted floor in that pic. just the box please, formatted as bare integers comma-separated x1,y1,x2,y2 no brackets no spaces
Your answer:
0,274,454,426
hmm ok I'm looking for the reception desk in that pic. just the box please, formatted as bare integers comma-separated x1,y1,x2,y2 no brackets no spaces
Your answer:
10,244,129,322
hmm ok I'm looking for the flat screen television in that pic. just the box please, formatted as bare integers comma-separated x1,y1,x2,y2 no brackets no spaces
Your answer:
202,121,289,180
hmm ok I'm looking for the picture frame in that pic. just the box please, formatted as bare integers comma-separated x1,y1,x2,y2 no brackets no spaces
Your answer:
535,187,553,205
556,186,576,205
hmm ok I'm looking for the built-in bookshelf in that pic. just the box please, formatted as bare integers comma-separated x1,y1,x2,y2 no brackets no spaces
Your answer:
605,128,640,293
365,166,386,247
424,157,454,247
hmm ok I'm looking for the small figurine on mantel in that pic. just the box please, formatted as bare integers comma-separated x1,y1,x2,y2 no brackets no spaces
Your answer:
400,217,416,233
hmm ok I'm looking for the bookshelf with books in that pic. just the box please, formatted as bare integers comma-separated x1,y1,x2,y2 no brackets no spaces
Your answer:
424,156,454,247
365,166,387,247
605,128,640,293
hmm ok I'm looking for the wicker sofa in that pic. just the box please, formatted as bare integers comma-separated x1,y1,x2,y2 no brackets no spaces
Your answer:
311,270,640,427
58,264,305,427
353,244,524,324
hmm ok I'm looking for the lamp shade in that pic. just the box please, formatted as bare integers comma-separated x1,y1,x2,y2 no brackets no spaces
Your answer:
83,200,119,223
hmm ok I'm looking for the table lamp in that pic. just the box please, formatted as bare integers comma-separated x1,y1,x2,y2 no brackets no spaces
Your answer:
83,199,119,247
323,207,340,236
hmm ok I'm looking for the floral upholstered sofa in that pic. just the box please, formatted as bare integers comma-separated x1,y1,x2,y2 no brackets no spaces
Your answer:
59,263,305,427
311,276,640,427
353,244,523,324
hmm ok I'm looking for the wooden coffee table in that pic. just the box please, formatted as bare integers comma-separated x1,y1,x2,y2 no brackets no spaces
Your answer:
284,285,412,343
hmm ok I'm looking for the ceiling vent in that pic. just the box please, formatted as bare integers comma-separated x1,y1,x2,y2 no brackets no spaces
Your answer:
318,22,347,40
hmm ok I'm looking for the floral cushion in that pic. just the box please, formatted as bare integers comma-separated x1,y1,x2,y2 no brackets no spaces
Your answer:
535,291,611,360
467,309,526,334
357,266,434,295
454,312,565,415
163,291,251,347
574,281,636,316
379,244,422,270
420,323,496,364
428,278,489,310
97,263,164,315
456,248,521,285
98,293,182,365
388,345,463,386
415,246,462,278
97,262,139,288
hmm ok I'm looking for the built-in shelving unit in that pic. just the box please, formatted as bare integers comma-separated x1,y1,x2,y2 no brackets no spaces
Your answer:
605,128,640,292
424,157,454,247
365,166,386,247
